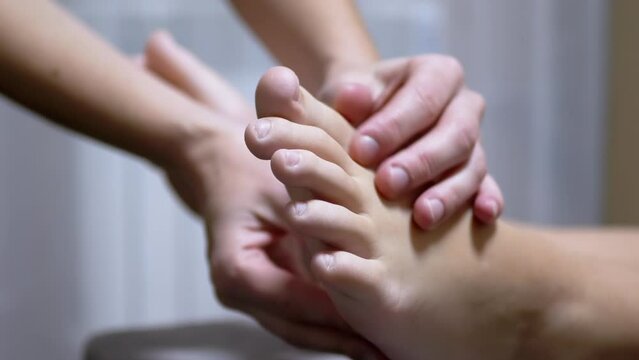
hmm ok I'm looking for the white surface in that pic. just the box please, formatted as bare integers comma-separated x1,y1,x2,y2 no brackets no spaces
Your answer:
0,1,607,359
85,319,346,360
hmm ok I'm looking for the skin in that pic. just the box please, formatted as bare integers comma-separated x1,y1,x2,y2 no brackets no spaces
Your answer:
0,0,496,356
0,0,379,355
229,0,504,229
245,67,639,360
139,33,387,358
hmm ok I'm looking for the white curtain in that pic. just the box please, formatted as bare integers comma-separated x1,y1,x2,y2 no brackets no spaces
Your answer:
0,1,607,359
444,0,608,225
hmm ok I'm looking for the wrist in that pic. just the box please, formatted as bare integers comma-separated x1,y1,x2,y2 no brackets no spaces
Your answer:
155,110,237,214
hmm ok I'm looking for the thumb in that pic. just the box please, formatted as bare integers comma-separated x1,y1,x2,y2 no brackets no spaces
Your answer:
329,83,375,126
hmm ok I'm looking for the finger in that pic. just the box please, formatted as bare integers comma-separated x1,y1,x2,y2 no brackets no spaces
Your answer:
350,55,465,166
327,82,375,126
271,149,364,211
286,200,374,258
210,228,345,328
254,312,386,360
375,88,484,198
144,30,250,117
473,174,504,224
245,117,356,172
311,251,385,305
412,144,488,230
255,66,355,147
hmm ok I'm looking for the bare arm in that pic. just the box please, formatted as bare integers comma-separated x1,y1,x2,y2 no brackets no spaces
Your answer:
0,0,223,171
229,0,505,228
0,10,382,356
228,0,378,93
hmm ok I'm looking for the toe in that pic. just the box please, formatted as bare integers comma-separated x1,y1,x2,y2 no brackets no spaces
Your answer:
311,251,385,303
245,117,357,172
286,200,373,257
271,149,364,211
256,66,355,147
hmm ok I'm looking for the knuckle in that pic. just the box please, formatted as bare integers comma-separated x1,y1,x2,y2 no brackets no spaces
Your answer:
412,149,437,182
376,111,406,148
413,85,440,121
453,124,478,156
446,184,466,208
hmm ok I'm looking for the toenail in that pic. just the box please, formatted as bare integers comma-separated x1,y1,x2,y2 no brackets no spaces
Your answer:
354,135,379,165
285,150,301,167
317,253,335,271
293,202,307,216
426,198,444,225
255,119,271,139
388,165,410,195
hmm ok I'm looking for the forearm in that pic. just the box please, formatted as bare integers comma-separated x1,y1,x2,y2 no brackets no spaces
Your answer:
0,0,224,167
229,0,378,92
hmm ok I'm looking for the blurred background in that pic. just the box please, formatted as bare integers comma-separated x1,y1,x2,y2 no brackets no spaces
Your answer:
0,0,635,359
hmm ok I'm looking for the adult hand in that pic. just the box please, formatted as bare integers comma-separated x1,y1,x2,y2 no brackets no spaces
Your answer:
319,56,504,229
138,31,384,359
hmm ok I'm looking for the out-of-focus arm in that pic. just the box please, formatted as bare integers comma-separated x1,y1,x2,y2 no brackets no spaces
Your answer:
229,0,378,92
0,0,226,168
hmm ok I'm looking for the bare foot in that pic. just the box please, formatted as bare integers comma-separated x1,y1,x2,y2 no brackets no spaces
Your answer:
246,67,547,360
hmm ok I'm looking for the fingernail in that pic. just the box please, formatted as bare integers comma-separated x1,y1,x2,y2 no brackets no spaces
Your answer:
353,135,379,165
285,150,301,166
293,202,307,216
426,198,444,224
387,165,410,195
317,253,335,271
254,119,271,139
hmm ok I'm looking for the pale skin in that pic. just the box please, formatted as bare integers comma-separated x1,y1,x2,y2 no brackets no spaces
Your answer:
245,67,639,360
1,0,498,356
230,0,504,228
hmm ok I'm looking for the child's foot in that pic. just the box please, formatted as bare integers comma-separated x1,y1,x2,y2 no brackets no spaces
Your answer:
246,67,531,360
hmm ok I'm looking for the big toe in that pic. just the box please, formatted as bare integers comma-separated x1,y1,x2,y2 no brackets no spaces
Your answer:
255,66,303,119
255,67,355,147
